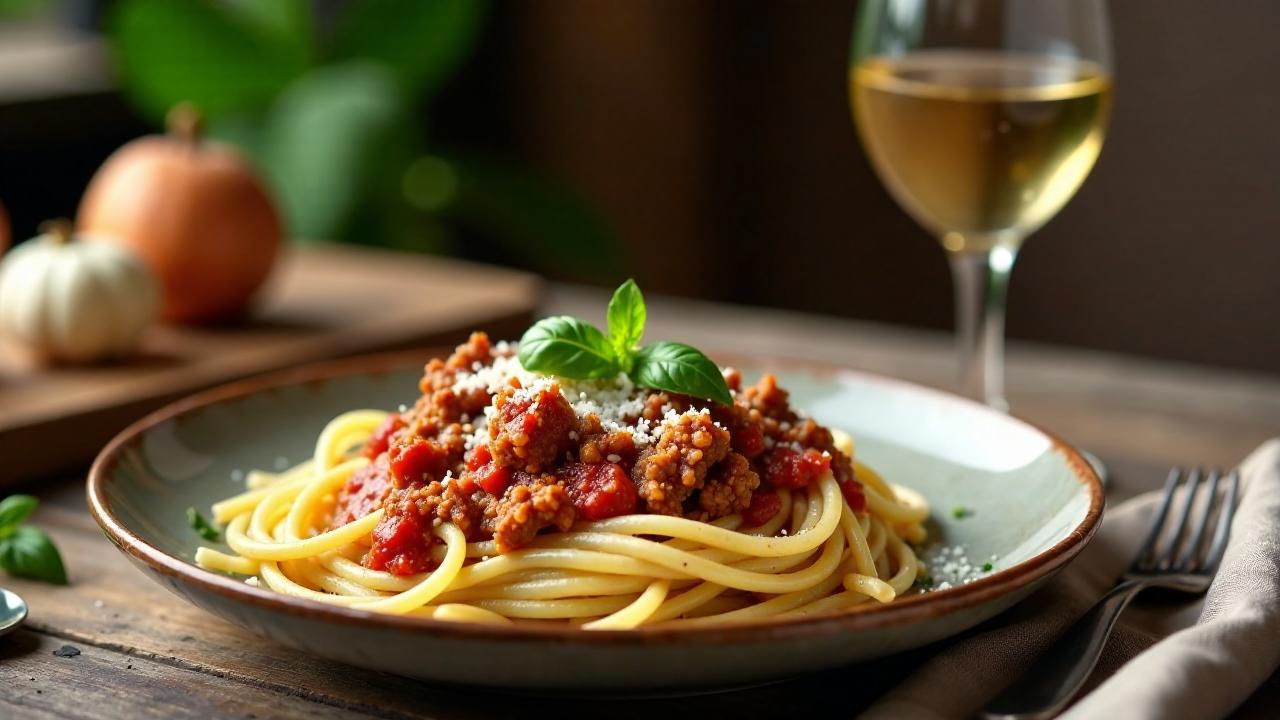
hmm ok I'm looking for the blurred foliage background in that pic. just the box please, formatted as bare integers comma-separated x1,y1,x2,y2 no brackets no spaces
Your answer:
108,0,620,279
0,0,620,280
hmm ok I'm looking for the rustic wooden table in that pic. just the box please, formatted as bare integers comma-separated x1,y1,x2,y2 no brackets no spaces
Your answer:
2,284,1278,719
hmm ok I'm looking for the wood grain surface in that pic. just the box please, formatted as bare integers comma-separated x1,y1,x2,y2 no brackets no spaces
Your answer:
1,285,1277,719
0,244,539,483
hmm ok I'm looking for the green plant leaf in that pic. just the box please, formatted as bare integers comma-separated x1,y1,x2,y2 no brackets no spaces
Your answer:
328,0,486,98
518,317,619,380
438,151,623,280
186,507,220,542
606,279,645,367
224,0,313,47
0,495,36,530
0,0,54,19
257,61,415,242
0,526,67,585
109,0,311,120
631,342,732,406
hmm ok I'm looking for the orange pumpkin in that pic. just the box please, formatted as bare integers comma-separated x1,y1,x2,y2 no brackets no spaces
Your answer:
78,104,281,323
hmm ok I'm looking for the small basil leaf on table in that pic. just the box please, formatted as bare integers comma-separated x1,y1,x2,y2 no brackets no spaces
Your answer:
606,278,646,366
518,316,620,379
631,341,733,406
0,525,68,585
0,494,37,530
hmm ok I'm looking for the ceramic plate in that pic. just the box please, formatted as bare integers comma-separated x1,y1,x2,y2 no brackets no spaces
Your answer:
88,350,1102,690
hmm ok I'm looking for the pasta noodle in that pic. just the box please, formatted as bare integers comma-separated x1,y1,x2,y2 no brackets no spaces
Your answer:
196,411,928,628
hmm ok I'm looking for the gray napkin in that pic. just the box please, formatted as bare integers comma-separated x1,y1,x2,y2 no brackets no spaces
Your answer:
862,439,1280,720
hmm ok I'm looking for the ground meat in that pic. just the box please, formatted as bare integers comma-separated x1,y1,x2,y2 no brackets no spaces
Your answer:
356,335,855,559
387,437,452,487
742,373,796,422
631,411,730,515
366,485,436,575
415,332,494,396
577,420,638,466
362,415,405,460
366,477,497,573
829,448,856,486
722,367,743,392
691,452,759,521
784,418,834,451
637,392,693,422
488,475,576,552
712,401,767,459
488,383,576,473
445,331,493,371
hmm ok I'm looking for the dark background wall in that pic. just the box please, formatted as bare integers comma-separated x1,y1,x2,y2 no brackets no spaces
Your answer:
1,1,1277,374
505,0,1280,375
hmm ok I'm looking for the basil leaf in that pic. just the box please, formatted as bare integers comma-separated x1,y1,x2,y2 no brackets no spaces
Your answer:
0,495,37,530
518,316,620,379
631,342,733,406
0,526,67,585
606,279,645,367
187,507,221,542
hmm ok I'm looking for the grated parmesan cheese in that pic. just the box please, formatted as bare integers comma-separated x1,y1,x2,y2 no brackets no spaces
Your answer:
445,346,720,452
918,543,995,591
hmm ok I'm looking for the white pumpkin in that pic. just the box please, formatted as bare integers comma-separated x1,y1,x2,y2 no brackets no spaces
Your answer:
0,221,157,363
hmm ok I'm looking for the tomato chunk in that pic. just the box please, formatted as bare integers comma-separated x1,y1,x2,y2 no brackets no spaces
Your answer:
762,447,831,489
477,464,513,495
742,491,782,527
466,444,492,471
560,462,638,521
732,423,765,459
840,477,867,512
366,508,433,576
363,414,405,460
329,462,392,528
388,439,448,487
463,445,514,495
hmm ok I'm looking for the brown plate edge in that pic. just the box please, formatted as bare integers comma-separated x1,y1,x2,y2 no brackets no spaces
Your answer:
86,347,1105,648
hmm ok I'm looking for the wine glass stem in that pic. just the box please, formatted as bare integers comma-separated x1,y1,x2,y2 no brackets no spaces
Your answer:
947,247,1017,411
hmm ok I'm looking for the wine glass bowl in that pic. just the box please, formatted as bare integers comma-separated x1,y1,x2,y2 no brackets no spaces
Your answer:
850,0,1113,408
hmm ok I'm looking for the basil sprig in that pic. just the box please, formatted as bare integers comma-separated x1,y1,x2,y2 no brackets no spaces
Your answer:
0,495,68,585
518,280,733,406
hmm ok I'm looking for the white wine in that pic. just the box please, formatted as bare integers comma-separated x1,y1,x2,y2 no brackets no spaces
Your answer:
851,51,1112,252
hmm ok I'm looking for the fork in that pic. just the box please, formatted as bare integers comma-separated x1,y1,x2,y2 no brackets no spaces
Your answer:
980,467,1241,720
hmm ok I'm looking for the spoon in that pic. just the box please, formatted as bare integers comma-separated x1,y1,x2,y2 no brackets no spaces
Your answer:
0,588,28,636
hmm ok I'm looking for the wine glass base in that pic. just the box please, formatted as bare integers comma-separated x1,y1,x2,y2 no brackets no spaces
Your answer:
1079,449,1109,488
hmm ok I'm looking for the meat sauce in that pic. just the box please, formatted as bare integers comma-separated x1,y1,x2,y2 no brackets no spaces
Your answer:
328,333,866,576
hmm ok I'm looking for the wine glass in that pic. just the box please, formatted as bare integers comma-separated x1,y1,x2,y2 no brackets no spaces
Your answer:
849,0,1113,410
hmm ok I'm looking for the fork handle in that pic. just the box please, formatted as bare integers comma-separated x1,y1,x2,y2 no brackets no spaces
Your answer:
979,578,1146,720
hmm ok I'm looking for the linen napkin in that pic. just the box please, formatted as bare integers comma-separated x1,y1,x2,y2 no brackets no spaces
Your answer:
862,439,1280,720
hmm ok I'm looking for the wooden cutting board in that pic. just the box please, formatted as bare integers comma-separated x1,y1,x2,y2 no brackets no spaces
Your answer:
0,244,541,484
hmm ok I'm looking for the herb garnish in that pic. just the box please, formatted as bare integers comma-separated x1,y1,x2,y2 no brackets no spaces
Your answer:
981,562,994,572
519,280,733,406
0,495,68,585
913,575,935,590
187,507,220,542
951,505,973,520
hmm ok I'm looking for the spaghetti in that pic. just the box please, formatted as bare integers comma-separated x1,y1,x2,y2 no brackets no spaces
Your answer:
195,334,929,629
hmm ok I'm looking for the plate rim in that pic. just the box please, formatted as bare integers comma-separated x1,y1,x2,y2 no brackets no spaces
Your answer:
86,346,1104,647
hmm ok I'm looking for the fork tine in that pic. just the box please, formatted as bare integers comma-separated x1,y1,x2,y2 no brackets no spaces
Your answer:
1156,467,1204,570
1176,468,1221,572
1202,469,1241,571
1134,468,1182,569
